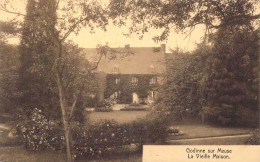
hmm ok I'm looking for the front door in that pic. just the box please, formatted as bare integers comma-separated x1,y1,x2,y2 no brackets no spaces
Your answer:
132,93,139,104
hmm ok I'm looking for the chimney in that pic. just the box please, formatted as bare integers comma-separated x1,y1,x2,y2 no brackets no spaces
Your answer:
161,44,166,53
125,44,130,48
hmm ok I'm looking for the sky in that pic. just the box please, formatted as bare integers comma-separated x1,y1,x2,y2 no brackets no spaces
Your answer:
67,24,205,52
0,0,206,52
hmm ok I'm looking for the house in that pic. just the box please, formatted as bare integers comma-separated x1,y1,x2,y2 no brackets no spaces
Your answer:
83,44,167,104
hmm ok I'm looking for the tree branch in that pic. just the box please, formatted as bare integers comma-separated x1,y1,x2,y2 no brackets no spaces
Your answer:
208,0,226,20
55,0,60,10
69,84,84,119
0,4,26,16
211,14,260,29
60,17,90,42
91,51,104,71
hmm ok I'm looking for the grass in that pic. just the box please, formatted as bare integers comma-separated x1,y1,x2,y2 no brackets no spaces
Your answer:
88,110,150,124
167,135,251,145
166,117,254,145
0,146,142,162
0,124,23,147
0,146,66,162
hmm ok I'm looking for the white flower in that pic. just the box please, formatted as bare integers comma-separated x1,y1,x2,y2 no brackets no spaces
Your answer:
21,127,27,132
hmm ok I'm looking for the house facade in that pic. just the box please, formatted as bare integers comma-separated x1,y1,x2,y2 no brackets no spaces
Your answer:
83,44,166,104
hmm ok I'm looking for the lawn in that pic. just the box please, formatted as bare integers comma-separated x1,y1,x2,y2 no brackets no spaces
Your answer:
167,134,251,145
88,110,150,124
0,146,142,162
167,117,253,140
0,146,66,162
88,111,253,139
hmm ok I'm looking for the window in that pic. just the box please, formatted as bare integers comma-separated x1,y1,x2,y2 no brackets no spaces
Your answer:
149,91,156,98
115,78,120,85
113,65,119,73
150,65,155,73
131,77,138,85
150,77,157,85
114,91,121,98
114,91,118,98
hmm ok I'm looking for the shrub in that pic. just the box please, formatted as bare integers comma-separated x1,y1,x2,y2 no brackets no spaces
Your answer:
234,107,259,127
200,106,233,125
140,101,147,105
201,106,259,126
120,107,147,111
97,98,116,108
16,108,65,151
246,129,260,145
167,127,184,136
129,103,141,107
72,113,169,159
85,96,98,107
95,107,113,112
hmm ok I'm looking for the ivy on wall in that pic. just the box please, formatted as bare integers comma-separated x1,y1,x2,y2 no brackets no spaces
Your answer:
104,74,158,103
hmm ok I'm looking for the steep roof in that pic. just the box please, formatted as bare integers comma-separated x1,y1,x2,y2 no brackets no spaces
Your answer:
82,45,166,74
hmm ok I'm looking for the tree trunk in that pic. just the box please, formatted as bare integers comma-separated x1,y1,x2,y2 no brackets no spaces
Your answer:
56,72,73,162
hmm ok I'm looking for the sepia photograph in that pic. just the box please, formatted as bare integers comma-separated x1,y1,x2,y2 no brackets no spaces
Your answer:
0,0,259,161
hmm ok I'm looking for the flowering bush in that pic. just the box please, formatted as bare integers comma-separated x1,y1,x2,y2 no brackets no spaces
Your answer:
72,113,169,159
97,98,116,108
16,108,64,151
15,108,170,159
168,126,185,136
246,129,260,145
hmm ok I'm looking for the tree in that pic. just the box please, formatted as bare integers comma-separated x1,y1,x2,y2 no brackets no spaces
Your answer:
0,20,21,114
201,25,259,125
0,42,20,113
108,0,259,125
109,0,260,41
18,0,60,119
158,46,209,119
1,0,110,161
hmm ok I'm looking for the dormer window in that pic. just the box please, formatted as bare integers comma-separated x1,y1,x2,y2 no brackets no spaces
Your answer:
115,78,120,85
131,77,138,85
150,65,155,73
150,77,157,85
113,65,119,73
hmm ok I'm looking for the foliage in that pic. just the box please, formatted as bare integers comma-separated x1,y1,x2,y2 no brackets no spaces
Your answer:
203,26,259,107
168,126,184,136
111,0,259,126
84,96,98,107
120,107,147,111
129,103,141,107
109,0,259,41
17,0,60,119
201,26,259,126
246,129,260,145
108,0,259,126
2,0,114,161
0,42,20,113
105,74,157,103
95,107,113,112
72,112,169,159
102,98,117,107
158,48,207,119
0,20,19,36
16,108,65,151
